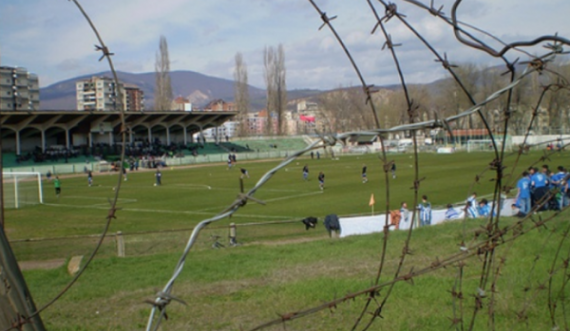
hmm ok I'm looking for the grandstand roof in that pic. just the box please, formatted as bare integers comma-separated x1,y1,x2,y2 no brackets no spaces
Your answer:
0,110,237,134
0,111,238,154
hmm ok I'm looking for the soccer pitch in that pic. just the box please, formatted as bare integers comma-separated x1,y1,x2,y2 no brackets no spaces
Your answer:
5,150,570,330
7,150,569,261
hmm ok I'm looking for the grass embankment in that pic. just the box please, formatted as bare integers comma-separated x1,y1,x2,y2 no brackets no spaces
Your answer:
23,216,570,330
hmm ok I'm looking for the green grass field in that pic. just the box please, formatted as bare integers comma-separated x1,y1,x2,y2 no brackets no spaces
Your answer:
5,150,570,330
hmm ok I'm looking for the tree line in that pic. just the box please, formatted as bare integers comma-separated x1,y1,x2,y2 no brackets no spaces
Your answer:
154,35,570,137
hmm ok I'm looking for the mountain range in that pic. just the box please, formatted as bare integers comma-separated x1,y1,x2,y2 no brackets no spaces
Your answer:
39,70,323,111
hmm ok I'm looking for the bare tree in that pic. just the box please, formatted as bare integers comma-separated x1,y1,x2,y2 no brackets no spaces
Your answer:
317,87,377,133
263,45,287,135
154,35,173,111
275,44,287,135
263,46,276,135
234,52,250,136
453,63,482,129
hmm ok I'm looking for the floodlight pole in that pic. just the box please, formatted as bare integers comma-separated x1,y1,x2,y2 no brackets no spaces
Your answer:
0,116,46,330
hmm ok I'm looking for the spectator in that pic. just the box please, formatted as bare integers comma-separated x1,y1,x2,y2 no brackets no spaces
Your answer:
515,171,531,215
445,204,459,220
477,199,491,217
530,166,549,210
466,192,478,218
324,214,341,238
417,195,432,226
400,202,410,226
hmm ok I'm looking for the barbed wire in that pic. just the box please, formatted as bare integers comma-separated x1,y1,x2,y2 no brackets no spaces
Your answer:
4,0,565,329
145,35,569,331
146,1,570,330
0,1,130,330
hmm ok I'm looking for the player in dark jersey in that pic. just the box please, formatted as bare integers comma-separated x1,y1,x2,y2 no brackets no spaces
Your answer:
318,171,325,190
362,164,368,183
303,165,309,181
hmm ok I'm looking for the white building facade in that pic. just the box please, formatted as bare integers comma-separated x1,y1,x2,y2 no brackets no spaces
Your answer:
0,66,40,111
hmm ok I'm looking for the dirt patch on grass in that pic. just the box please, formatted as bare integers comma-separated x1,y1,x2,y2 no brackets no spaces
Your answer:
19,259,65,271
247,235,330,246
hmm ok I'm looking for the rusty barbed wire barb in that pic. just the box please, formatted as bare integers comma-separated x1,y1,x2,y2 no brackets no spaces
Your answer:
382,3,398,22
94,44,114,62
308,0,381,128
146,139,327,330
435,53,457,70
143,1,570,330
317,12,337,31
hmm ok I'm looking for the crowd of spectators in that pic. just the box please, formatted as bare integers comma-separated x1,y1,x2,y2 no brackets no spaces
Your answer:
14,137,228,168
16,146,80,164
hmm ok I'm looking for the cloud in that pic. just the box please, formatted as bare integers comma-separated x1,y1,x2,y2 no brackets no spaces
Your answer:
1,0,570,91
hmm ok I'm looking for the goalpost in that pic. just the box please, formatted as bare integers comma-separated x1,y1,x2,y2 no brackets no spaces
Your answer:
466,138,512,152
2,172,43,209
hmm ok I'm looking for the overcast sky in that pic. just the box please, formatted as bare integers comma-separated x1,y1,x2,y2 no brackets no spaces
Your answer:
1,0,569,90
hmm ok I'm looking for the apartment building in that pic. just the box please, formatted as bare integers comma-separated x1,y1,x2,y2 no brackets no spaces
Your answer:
76,77,144,111
124,85,144,111
0,66,40,111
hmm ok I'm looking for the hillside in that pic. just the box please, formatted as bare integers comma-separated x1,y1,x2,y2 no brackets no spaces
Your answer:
39,70,269,110
38,69,473,111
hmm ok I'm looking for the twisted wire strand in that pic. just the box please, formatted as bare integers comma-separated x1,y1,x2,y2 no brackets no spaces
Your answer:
145,57,555,330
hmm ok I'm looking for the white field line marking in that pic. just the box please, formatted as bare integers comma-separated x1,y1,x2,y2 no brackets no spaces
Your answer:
196,190,322,212
42,203,294,219
173,184,212,189
260,191,323,203
64,196,138,203
95,183,299,193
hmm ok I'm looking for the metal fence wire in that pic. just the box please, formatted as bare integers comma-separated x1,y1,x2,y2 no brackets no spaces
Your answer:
1,0,569,331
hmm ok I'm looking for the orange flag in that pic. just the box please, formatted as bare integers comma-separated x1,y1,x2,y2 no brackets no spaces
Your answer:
369,193,375,207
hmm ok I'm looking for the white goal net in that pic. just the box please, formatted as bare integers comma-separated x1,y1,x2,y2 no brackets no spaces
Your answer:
2,172,43,209
466,139,512,152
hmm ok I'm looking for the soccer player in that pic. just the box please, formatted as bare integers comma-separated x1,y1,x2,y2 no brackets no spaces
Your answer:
227,154,233,170
155,169,162,186
318,171,325,190
445,204,459,220
54,176,61,198
302,165,309,181
466,192,478,218
240,168,249,179
391,162,396,179
417,195,432,226
515,171,531,215
477,199,491,217
361,164,368,183
87,171,93,187
122,166,128,181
